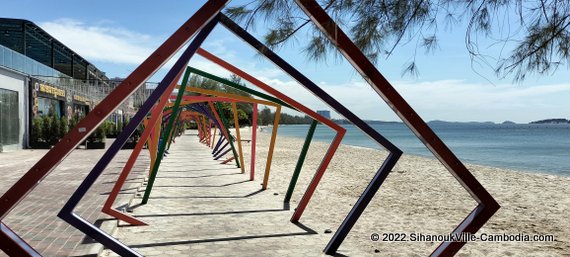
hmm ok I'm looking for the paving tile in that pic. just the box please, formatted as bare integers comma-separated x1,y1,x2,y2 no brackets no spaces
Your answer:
101,132,369,257
0,139,148,257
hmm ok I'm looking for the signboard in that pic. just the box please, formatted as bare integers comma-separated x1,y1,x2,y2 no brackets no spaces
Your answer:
73,94,90,105
38,83,66,98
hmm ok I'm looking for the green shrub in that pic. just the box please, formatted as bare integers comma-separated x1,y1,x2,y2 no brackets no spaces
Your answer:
69,115,79,131
49,115,61,145
102,121,115,137
41,116,51,144
31,117,44,144
60,117,68,138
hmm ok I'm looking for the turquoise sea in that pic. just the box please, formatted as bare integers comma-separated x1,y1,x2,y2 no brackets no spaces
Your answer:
271,122,570,176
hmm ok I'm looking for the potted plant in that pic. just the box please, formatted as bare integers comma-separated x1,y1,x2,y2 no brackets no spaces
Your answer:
30,117,50,149
122,124,141,149
104,121,117,138
40,115,52,146
47,115,62,146
70,114,88,147
87,125,106,149
60,117,68,138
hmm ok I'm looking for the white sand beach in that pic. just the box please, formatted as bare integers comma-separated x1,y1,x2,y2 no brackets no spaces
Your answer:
236,128,570,256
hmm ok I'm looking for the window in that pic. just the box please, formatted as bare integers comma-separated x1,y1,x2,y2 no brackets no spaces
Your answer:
38,96,63,117
0,88,19,147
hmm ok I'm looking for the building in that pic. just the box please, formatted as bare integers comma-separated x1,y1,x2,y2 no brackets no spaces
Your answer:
317,110,331,120
0,18,149,151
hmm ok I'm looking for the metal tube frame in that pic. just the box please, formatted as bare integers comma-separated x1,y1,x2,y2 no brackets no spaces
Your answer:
186,67,338,192
213,101,241,168
294,2,500,256
250,103,258,181
284,120,318,203
231,102,246,173
195,48,347,221
141,59,194,204
217,13,404,246
0,3,228,256
181,87,284,186
54,13,221,257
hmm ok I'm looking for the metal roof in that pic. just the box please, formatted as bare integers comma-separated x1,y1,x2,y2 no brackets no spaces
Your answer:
0,18,109,82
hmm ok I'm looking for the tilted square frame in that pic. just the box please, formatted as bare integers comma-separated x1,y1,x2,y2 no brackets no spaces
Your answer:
0,2,229,256
293,1,500,255
0,1,499,256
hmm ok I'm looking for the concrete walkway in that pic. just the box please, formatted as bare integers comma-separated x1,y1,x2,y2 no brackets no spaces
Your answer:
0,139,149,257
102,132,342,257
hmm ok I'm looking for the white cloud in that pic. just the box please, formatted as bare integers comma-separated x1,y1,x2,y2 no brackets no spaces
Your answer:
188,56,233,79
40,19,155,65
37,18,570,123
383,80,569,122
222,74,570,123
204,38,237,60
38,19,238,80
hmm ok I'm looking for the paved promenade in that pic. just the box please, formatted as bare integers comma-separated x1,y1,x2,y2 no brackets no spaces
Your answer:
1,131,371,256
0,140,149,257
101,132,359,257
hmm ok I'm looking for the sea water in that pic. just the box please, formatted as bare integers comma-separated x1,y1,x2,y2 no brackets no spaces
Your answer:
270,123,570,176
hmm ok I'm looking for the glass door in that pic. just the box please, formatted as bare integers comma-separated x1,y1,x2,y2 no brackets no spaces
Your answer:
0,88,20,151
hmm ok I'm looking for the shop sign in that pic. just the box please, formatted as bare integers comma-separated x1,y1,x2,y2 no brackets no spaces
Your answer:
38,83,66,98
73,94,90,105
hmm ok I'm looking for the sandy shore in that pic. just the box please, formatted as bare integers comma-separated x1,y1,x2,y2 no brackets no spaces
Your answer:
232,127,569,256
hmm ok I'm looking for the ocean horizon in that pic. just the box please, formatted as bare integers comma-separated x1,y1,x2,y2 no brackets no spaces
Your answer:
266,122,570,177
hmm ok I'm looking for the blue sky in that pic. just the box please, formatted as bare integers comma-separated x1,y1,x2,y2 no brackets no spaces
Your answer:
2,1,570,123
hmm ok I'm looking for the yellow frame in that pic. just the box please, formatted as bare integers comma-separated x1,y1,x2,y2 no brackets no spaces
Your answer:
176,86,282,189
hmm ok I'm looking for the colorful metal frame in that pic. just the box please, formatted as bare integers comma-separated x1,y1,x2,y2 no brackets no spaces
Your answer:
231,102,246,173
186,68,345,209
195,49,347,222
0,3,228,256
284,120,318,203
0,1,498,256
57,27,215,257
192,102,233,158
250,103,258,181
215,13,404,251
185,66,329,190
172,95,275,174
182,67,339,191
294,1,500,255
103,97,236,227
102,80,183,227
102,97,231,227
141,59,197,204
185,103,230,156
185,67,347,216
208,101,240,163
212,101,241,167
183,101,243,165
182,86,283,188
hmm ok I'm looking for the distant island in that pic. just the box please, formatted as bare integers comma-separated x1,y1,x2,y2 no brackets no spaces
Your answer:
428,120,496,125
273,114,569,125
529,118,570,124
332,119,400,125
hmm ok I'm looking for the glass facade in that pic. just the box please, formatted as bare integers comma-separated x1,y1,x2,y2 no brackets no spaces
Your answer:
0,45,67,81
72,103,89,117
0,19,152,150
0,88,19,149
0,19,108,82
37,97,63,117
